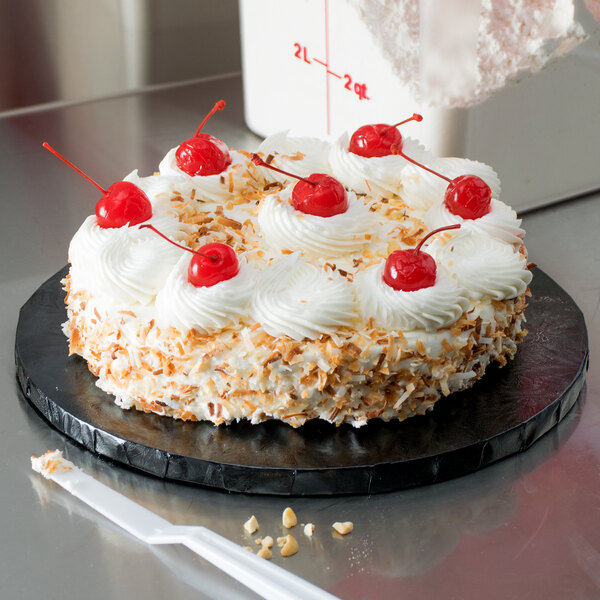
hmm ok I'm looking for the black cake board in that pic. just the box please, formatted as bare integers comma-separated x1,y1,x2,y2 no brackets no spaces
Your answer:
15,266,589,496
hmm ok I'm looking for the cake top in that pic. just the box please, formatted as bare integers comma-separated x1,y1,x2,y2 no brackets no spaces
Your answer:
51,103,532,342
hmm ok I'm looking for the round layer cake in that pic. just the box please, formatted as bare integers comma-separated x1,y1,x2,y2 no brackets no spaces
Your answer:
62,124,532,428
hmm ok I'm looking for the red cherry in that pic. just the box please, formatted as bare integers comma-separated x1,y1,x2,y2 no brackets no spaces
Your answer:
139,224,239,288
175,100,232,176
188,243,239,287
292,174,347,217
391,140,492,220
42,142,152,229
348,113,422,158
444,175,491,220
250,154,348,217
95,182,152,228
383,249,437,291
383,224,461,291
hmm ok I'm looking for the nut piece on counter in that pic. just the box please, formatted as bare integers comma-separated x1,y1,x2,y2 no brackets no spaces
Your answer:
255,536,274,548
282,507,297,529
243,515,259,535
277,534,299,557
303,523,315,537
257,546,273,559
332,521,353,536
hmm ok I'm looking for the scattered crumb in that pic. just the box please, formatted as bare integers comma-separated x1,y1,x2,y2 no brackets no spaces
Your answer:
30,450,74,479
282,507,297,529
262,536,274,548
304,523,315,537
332,521,353,536
243,546,254,553
257,547,272,559
278,534,299,557
255,536,273,549
243,515,259,535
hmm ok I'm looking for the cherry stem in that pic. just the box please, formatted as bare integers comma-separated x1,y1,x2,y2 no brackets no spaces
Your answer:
42,142,107,194
139,224,218,262
383,113,423,135
194,100,226,136
415,224,461,253
391,144,452,184
250,153,317,186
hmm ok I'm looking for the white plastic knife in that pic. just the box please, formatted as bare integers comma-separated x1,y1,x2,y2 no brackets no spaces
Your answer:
31,450,340,600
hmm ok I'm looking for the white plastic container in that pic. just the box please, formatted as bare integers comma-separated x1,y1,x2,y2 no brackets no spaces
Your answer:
240,0,600,211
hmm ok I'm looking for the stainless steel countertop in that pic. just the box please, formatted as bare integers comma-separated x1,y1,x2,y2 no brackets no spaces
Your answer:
1,75,598,600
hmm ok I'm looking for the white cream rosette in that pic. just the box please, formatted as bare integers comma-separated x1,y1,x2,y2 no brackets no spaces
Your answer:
158,147,249,202
68,210,188,306
257,185,375,258
424,198,525,245
256,131,332,184
155,255,254,333
251,253,357,340
426,229,532,301
400,157,501,214
329,133,431,198
355,262,469,331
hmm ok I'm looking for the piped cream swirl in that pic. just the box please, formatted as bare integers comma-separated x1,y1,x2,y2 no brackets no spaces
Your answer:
251,253,357,340
355,263,469,331
257,186,375,258
329,134,431,198
158,148,250,201
424,198,525,245
427,230,532,301
68,214,187,306
256,131,332,183
155,256,254,333
400,157,501,214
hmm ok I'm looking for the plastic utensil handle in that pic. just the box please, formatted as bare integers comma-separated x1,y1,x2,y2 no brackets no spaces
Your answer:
183,527,340,600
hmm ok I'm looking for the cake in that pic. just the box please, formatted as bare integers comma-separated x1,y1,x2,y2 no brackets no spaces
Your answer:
57,103,532,428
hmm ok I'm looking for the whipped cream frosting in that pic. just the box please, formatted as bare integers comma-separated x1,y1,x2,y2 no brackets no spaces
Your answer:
158,148,250,201
155,255,254,333
424,198,525,245
251,253,357,340
400,157,501,214
256,131,332,183
427,230,532,301
257,186,375,258
329,134,431,198
69,216,186,306
355,263,469,331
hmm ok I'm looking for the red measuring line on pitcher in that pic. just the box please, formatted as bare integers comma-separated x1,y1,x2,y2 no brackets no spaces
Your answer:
293,42,371,102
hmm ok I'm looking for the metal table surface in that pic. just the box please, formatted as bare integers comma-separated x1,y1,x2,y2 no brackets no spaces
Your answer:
1,75,598,600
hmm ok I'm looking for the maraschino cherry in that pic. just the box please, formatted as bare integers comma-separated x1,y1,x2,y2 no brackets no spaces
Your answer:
43,142,152,228
383,224,461,291
139,224,239,287
391,145,492,220
175,100,232,177
251,154,348,217
348,113,423,158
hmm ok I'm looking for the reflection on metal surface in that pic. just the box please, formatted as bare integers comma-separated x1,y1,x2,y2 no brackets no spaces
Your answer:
0,0,241,112
27,392,582,597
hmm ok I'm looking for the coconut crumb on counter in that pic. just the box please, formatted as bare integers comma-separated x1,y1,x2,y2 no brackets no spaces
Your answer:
30,450,74,478
303,523,315,537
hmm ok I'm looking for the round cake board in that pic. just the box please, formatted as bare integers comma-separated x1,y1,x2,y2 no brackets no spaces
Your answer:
15,267,588,496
